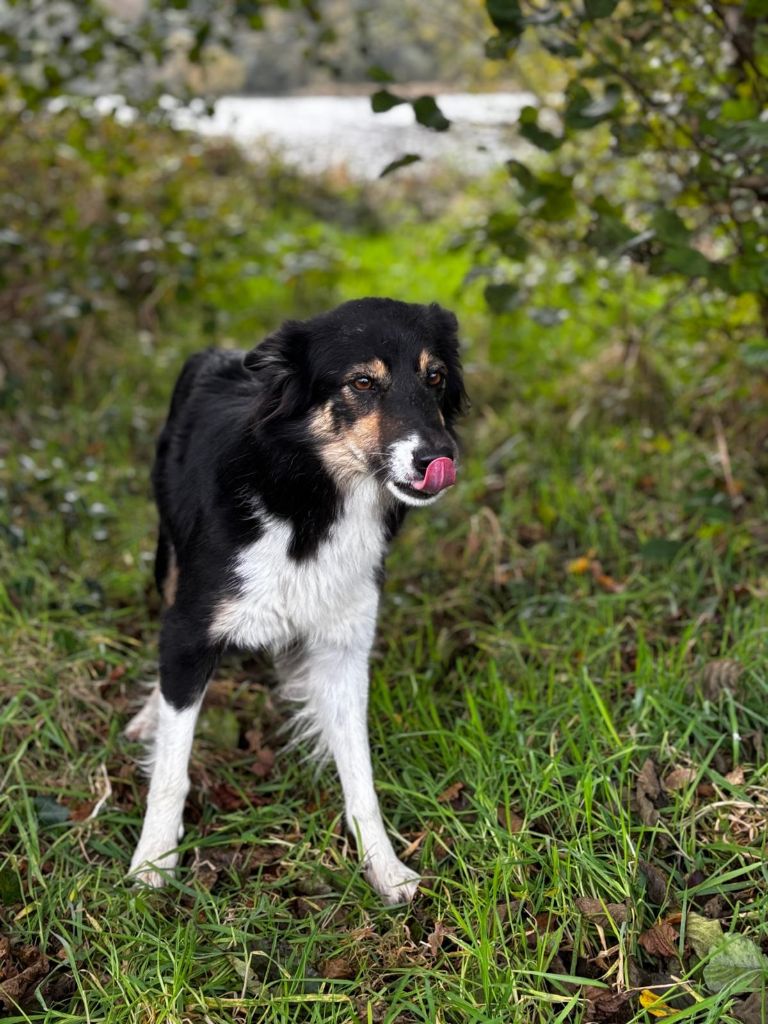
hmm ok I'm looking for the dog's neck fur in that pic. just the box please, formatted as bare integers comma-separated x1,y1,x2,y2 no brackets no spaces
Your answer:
230,422,407,562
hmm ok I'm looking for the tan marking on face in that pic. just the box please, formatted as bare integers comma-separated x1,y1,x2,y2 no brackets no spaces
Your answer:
348,359,391,388
313,405,384,481
418,349,433,374
309,402,335,440
162,549,179,606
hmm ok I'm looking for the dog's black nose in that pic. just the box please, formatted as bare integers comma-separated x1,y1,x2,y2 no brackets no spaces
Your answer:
413,446,455,475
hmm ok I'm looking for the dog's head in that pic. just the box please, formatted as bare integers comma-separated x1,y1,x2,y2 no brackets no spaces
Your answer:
244,298,467,506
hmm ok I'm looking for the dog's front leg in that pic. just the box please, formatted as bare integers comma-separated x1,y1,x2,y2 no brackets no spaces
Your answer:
287,637,420,904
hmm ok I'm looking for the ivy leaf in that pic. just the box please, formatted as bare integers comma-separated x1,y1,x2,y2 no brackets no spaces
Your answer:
484,283,522,314
565,82,622,128
485,0,524,35
371,89,405,114
379,153,421,177
584,0,619,17
485,211,530,259
703,934,768,993
518,105,564,151
412,95,450,132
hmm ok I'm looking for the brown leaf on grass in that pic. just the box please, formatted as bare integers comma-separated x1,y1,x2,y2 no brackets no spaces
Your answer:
210,782,246,812
497,804,524,833
583,986,634,1023
250,746,275,779
401,830,427,859
663,767,698,792
701,658,744,700
575,897,629,928
319,957,354,979
425,920,455,957
437,781,464,804
638,861,668,906
595,571,624,593
732,991,768,1024
68,800,95,822
589,559,624,593
635,759,661,825
0,938,50,1010
638,919,679,959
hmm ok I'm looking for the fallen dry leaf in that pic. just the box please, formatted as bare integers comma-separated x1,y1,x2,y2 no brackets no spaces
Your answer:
732,991,768,1024
575,897,629,928
701,658,744,700
663,767,698,792
437,781,464,804
639,989,676,1017
583,985,633,1023
636,759,661,826
0,938,50,1011
638,919,679,959
497,803,524,833
567,555,591,575
638,861,668,906
319,957,354,980
425,920,454,957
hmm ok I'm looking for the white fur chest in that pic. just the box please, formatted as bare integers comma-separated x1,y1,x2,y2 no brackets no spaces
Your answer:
209,480,385,651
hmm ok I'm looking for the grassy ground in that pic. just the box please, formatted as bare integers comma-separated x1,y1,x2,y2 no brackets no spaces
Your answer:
2,127,768,1024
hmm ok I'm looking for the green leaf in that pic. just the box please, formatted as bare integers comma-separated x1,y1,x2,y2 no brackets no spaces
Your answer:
371,89,405,114
565,82,622,129
640,538,684,564
651,245,711,278
0,865,22,905
586,197,635,253
652,209,691,245
412,95,450,132
687,912,724,958
367,65,394,84
739,340,768,370
703,934,768,994
518,106,564,151
197,707,241,749
34,795,71,825
379,153,421,177
584,0,619,17
484,282,522,314
485,0,524,35
485,211,530,259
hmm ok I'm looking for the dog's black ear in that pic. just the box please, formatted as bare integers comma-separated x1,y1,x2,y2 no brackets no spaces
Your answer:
244,320,309,424
429,303,469,425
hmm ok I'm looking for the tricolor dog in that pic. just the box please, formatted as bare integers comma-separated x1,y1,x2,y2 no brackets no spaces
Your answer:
126,297,467,904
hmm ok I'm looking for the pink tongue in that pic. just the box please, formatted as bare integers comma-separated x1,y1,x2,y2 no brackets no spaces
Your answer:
412,457,456,494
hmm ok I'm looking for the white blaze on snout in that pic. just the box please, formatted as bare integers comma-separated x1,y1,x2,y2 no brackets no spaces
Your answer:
386,432,443,507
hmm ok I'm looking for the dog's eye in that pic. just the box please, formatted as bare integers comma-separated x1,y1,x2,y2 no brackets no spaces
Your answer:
426,368,444,387
351,376,374,392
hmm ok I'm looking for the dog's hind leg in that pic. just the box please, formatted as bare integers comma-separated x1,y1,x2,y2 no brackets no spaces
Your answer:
124,683,161,742
281,616,420,905
124,534,179,745
128,610,218,888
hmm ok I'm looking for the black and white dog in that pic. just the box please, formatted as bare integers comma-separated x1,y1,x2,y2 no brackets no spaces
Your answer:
125,297,466,904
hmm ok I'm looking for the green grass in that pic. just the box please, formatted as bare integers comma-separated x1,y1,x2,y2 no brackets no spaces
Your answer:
2,141,768,1023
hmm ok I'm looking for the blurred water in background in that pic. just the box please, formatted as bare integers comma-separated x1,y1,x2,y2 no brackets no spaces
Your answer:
175,92,533,178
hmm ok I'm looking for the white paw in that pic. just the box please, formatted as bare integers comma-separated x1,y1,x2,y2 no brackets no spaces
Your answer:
366,857,421,905
128,844,179,888
124,687,161,742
